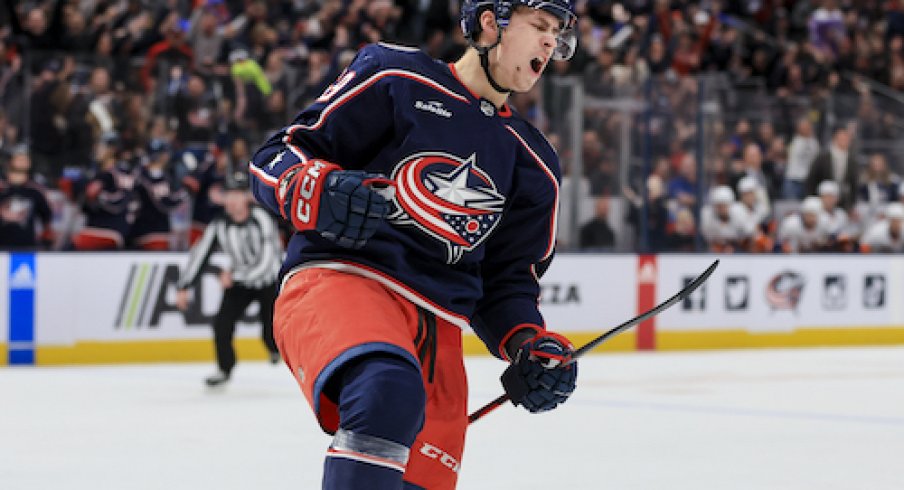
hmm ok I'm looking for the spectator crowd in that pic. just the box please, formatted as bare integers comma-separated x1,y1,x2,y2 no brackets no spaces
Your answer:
2,0,904,254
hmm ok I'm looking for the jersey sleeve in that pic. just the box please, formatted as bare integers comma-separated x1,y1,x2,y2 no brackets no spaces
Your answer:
248,44,395,216
471,136,561,360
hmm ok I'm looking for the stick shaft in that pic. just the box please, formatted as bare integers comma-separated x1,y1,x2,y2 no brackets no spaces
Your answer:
467,259,719,424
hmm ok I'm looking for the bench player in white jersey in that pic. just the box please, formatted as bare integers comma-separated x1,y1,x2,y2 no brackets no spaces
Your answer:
777,196,831,252
861,202,904,252
733,176,773,252
700,185,753,252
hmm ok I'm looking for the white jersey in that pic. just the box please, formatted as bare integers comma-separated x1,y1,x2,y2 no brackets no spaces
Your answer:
700,204,751,244
822,207,848,236
733,201,768,235
777,213,831,252
861,220,904,253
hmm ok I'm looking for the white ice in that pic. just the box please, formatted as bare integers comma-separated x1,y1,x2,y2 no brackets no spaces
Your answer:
2,347,903,489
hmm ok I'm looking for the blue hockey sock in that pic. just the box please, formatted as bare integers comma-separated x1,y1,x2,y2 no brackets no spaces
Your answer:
323,355,425,490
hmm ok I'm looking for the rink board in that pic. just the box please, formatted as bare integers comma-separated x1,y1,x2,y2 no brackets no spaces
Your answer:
2,252,904,365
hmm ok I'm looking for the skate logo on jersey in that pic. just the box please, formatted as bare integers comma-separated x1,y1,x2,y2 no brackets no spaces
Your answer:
419,442,460,473
414,100,452,118
388,152,505,263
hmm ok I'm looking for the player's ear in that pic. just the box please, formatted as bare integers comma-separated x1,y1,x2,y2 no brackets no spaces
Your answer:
478,9,498,42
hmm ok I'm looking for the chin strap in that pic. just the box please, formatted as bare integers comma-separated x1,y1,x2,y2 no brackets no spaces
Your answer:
474,27,511,95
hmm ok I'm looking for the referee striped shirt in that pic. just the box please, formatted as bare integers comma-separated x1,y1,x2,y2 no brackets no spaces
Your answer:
177,206,283,290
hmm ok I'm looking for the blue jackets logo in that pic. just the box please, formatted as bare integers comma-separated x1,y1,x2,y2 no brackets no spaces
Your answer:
388,152,505,263
766,271,805,311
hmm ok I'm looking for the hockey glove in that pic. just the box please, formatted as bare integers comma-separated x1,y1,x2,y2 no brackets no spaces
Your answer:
501,331,578,413
277,159,394,249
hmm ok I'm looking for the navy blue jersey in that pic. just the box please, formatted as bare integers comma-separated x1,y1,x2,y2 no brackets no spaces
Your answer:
130,166,189,240
249,44,560,358
82,162,138,237
183,155,225,226
0,180,52,249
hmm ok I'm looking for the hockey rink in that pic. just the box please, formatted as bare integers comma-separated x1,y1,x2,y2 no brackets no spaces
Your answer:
2,347,903,489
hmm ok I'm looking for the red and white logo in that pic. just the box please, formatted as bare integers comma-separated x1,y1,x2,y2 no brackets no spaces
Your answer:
388,152,505,263
419,442,460,473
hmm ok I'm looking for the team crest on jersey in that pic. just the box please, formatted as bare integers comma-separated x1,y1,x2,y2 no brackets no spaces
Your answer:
387,152,505,263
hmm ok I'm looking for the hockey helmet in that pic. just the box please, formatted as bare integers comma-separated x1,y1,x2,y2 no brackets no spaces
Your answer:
460,0,578,61
885,202,904,220
710,185,735,205
817,180,839,196
800,196,823,215
737,176,758,194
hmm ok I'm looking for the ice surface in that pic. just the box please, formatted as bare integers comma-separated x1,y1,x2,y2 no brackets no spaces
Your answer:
2,347,903,489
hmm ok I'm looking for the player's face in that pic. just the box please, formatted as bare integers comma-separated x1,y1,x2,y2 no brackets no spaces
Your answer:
496,8,561,92
802,212,817,229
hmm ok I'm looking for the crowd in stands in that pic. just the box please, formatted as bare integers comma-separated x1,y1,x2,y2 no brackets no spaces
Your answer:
1,0,904,254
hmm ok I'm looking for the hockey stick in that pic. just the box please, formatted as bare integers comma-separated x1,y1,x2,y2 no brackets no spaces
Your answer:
468,259,719,424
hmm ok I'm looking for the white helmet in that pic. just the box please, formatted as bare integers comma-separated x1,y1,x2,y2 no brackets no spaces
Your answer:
801,196,823,215
817,180,839,196
886,202,904,220
710,186,734,205
737,176,758,194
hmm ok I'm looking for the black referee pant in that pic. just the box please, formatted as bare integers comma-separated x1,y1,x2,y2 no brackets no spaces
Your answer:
212,283,279,375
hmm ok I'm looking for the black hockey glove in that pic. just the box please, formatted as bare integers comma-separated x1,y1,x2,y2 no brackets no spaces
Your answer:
277,159,394,249
501,331,578,413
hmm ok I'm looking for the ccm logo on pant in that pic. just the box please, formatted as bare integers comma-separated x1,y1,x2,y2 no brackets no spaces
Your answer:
419,442,460,473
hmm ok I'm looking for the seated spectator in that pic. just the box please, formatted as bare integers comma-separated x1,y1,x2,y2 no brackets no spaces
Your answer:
777,196,831,253
667,153,698,210
859,153,899,208
625,175,670,252
579,196,616,251
665,207,697,252
860,203,904,253
0,148,53,250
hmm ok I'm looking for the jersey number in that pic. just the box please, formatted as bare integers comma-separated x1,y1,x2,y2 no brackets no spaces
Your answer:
316,70,357,103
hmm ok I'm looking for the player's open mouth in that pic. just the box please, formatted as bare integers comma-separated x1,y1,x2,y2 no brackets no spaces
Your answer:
530,57,544,74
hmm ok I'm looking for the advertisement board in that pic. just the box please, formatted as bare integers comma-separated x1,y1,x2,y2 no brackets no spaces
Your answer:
3,252,902,365
656,255,902,332
535,254,636,334
35,253,262,345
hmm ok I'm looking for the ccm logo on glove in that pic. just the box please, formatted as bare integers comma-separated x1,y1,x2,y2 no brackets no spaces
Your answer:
277,159,394,249
278,160,334,226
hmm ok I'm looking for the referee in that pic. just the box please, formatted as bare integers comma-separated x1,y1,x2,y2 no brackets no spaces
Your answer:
176,170,283,386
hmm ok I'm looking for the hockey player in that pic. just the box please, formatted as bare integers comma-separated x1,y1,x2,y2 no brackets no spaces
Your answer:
816,180,859,251
860,202,904,253
777,196,831,253
700,186,750,252
733,176,773,252
175,171,283,386
247,1,579,488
